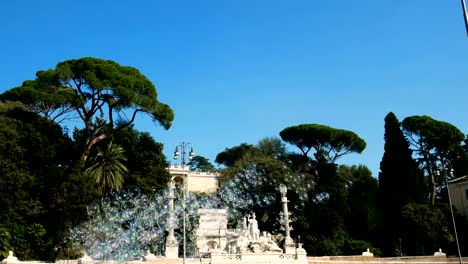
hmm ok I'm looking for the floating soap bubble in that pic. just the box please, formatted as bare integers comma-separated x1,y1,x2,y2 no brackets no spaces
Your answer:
114,190,128,201
294,200,306,210
257,195,271,207
110,200,121,209
122,200,135,210
313,192,330,204
87,202,99,217
128,186,141,199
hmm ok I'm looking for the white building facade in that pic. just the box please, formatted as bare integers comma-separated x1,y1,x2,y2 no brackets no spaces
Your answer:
167,164,220,194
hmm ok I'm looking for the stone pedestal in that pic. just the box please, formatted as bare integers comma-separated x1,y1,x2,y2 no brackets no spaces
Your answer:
2,251,18,264
362,248,373,256
143,251,159,263
296,243,307,262
165,245,179,259
77,254,93,264
433,248,446,256
284,237,295,254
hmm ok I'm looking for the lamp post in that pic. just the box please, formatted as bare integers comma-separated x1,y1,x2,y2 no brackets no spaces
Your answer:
437,169,462,264
173,142,194,264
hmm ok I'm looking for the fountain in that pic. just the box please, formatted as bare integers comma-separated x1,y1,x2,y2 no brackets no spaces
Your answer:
63,165,312,263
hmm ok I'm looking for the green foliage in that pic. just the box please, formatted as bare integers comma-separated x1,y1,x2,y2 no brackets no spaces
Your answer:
56,57,174,129
297,162,350,246
2,57,174,160
0,86,170,260
309,231,381,256
76,126,170,195
25,224,48,260
215,143,259,167
218,150,304,233
85,142,128,195
402,115,464,205
378,112,427,255
338,165,378,241
0,227,11,259
0,73,77,122
280,124,366,163
402,116,465,155
399,203,452,256
110,127,171,193
256,137,288,160
187,155,216,172
450,142,468,178
380,112,426,205
312,236,341,256
0,105,84,260
342,239,382,256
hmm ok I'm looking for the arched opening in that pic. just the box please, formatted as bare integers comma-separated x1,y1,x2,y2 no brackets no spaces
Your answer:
173,176,184,186
206,240,218,251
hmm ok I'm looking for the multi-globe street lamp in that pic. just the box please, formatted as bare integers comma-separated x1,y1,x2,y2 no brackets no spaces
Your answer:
173,142,194,264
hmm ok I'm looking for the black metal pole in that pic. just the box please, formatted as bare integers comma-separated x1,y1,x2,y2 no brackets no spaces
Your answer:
461,0,468,36
445,173,462,264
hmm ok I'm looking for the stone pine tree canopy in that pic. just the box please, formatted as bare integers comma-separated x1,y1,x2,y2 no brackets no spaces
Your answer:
0,57,174,160
279,124,366,163
402,115,465,205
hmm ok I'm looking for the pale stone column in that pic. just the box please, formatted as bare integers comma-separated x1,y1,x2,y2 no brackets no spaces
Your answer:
279,184,295,254
165,181,179,259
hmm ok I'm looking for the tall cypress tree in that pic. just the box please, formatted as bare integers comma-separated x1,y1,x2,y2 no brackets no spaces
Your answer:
378,112,426,256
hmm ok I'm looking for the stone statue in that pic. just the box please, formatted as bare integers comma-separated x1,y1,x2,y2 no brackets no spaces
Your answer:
265,233,282,252
248,213,260,241
237,232,249,253
258,232,282,252
259,231,269,250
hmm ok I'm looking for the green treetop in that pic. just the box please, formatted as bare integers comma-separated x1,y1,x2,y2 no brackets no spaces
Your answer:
402,115,464,205
280,123,366,163
1,57,174,160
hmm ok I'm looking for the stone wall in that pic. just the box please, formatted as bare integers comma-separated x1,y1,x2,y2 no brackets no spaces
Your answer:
187,172,219,194
448,177,468,221
306,255,468,263
167,165,220,194
196,208,229,254
3,253,468,264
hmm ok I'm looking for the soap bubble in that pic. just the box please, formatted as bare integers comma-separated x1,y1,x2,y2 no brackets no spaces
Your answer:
299,192,308,201
294,200,305,210
128,186,141,199
313,192,330,204
122,200,135,210
257,195,271,207
87,202,99,217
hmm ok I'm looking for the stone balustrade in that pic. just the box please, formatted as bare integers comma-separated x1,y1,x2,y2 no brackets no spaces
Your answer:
2,251,467,264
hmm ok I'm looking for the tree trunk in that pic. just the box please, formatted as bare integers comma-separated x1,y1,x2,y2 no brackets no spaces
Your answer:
83,133,108,161
423,152,436,205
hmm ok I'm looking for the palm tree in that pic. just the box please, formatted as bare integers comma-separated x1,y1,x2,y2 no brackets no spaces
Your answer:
85,142,128,195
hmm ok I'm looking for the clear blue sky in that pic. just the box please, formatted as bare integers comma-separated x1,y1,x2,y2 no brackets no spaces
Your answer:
1,0,468,176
